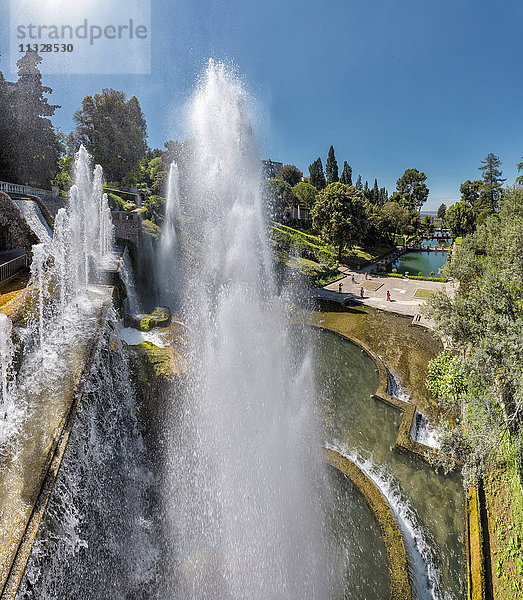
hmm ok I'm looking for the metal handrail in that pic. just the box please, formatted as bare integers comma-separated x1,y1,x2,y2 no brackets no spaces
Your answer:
0,254,28,283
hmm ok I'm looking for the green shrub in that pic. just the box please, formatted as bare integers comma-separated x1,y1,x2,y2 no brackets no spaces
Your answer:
107,192,127,211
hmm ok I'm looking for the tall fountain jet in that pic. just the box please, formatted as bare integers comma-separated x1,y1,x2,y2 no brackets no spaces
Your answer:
0,314,15,415
157,162,182,308
167,61,330,599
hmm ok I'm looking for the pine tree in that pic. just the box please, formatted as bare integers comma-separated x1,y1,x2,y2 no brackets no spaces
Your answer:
340,161,352,185
325,145,339,184
308,157,326,190
355,174,362,190
0,52,61,186
478,153,505,212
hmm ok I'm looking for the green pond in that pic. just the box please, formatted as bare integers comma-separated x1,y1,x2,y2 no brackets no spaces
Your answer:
392,250,448,277
314,327,465,599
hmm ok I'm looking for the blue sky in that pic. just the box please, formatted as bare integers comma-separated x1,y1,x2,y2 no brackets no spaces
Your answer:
1,0,522,210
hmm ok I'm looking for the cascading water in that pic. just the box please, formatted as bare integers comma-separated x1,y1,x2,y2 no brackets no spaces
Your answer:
388,369,440,449
166,61,331,599
121,246,141,316
157,162,182,308
17,314,158,599
0,314,14,413
12,199,53,244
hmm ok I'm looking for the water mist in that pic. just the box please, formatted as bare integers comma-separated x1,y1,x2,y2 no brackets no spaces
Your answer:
166,61,331,599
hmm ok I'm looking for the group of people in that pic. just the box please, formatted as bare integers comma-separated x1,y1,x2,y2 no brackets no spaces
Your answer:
337,274,392,302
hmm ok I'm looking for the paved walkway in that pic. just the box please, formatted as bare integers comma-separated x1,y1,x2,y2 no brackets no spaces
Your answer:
316,264,455,326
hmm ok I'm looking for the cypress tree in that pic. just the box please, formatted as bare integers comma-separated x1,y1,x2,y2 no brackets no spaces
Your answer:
355,174,363,190
478,153,505,211
372,179,379,203
308,157,326,190
340,161,352,185
325,145,339,184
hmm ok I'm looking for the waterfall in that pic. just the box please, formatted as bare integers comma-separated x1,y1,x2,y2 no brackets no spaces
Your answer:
12,199,53,243
167,60,330,599
120,246,141,316
388,369,440,448
17,315,158,599
157,162,182,308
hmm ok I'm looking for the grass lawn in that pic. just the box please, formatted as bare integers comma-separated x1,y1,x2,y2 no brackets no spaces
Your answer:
413,288,435,300
271,222,393,268
485,462,523,598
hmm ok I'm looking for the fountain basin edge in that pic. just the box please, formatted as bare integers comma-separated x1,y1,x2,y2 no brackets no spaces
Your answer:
323,447,411,600
310,325,439,466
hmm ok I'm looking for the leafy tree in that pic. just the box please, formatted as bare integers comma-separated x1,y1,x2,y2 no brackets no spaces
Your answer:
340,161,352,185
0,52,61,187
445,201,475,237
437,203,447,220
379,201,410,243
278,164,303,187
308,157,326,190
144,156,168,195
142,194,166,224
325,145,339,184
51,155,74,191
460,180,482,208
264,178,295,220
73,88,147,183
292,182,317,209
426,189,523,482
362,200,383,246
311,182,367,261
391,168,429,211
421,214,434,235
355,174,363,190
478,152,505,212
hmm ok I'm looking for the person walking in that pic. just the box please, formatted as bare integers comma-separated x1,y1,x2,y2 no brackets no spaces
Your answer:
338,282,343,294
387,290,391,302
360,287,364,298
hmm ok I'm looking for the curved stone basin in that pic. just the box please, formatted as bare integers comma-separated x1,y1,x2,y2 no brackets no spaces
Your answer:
325,466,390,599
314,327,465,600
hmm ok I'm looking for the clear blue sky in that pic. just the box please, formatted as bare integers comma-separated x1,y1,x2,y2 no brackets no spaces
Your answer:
1,0,522,210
